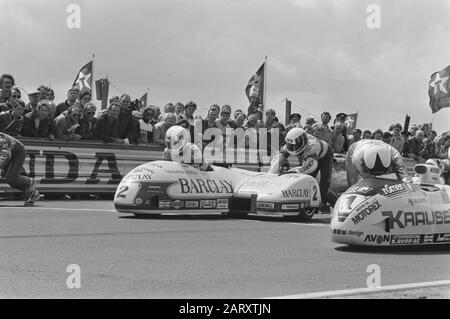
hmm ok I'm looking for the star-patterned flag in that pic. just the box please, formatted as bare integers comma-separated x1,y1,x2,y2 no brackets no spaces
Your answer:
345,113,358,133
245,62,265,106
139,92,148,108
73,60,93,91
429,65,450,113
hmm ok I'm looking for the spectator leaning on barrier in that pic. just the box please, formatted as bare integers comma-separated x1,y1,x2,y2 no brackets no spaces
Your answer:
348,128,362,146
1,87,22,112
382,131,393,144
21,100,55,140
152,106,161,123
181,101,196,127
75,102,97,140
78,88,92,110
54,87,79,117
436,134,450,159
152,113,177,145
174,102,185,120
216,105,232,134
96,102,124,143
25,90,40,114
406,129,425,161
116,94,137,143
97,100,125,144
420,129,437,160
371,129,383,140
136,106,154,143
0,98,25,136
54,106,82,141
362,130,372,139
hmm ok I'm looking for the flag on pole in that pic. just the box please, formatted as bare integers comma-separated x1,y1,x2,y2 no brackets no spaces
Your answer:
73,60,93,91
245,62,265,115
428,65,450,113
139,92,148,108
345,113,358,133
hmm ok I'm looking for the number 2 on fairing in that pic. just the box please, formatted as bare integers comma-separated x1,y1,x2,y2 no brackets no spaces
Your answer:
116,185,129,198
311,184,319,206
114,183,141,205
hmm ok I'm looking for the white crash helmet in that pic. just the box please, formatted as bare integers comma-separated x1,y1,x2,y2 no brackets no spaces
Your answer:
165,125,190,151
285,127,308,156
363,143,392,175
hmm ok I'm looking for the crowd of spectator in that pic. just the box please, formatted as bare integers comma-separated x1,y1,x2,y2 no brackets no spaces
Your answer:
0,73,449,163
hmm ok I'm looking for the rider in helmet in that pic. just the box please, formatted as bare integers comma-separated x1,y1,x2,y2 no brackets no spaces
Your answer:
346,139,408,187
268,127,334,207
162,125,206,168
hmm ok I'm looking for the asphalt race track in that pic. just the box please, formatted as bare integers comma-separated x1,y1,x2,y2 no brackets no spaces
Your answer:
1,200,449,298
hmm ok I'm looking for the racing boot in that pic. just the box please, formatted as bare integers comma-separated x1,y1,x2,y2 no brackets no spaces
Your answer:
24,190,41,206
23,178,36,200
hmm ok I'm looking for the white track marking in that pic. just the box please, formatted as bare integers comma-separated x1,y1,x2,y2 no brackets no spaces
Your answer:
266,279,450,299
0,206,115,213
289,222,329,227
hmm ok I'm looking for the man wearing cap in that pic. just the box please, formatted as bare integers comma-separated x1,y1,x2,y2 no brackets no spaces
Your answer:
54,87,79,118
285,113,301,134
332,113,349,152
25,90,40,114
216,105,232,134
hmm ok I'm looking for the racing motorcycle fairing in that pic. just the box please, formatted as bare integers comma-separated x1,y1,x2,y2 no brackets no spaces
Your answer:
331,177,450,246
114,161,321,217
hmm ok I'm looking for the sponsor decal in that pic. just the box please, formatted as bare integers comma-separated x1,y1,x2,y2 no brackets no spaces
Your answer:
185,201,199,208
345,185,374,194
351,200,382,225
281,204,299,210
381,183,409,197
333,229,363,237
158,200,170,208
364,234,392,245
178,178,233,194
422,234,434,243
436,233,450,243
257,202,274,209
217,199,229,209
134,198,143,206
200,200,217,209
408,198,427,206
382,209,450,230
390,234,421,245
132,167,155,174
171,200,184,209
147,185,164,193
124,174,152,181
281,188,309,198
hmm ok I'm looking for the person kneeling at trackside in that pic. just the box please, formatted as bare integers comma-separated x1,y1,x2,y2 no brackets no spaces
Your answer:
0,133,40,205
268,127,333,210
162,125,210,170
346,139,408,187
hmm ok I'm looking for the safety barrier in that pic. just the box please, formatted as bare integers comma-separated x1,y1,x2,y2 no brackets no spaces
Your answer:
0,138,417,195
